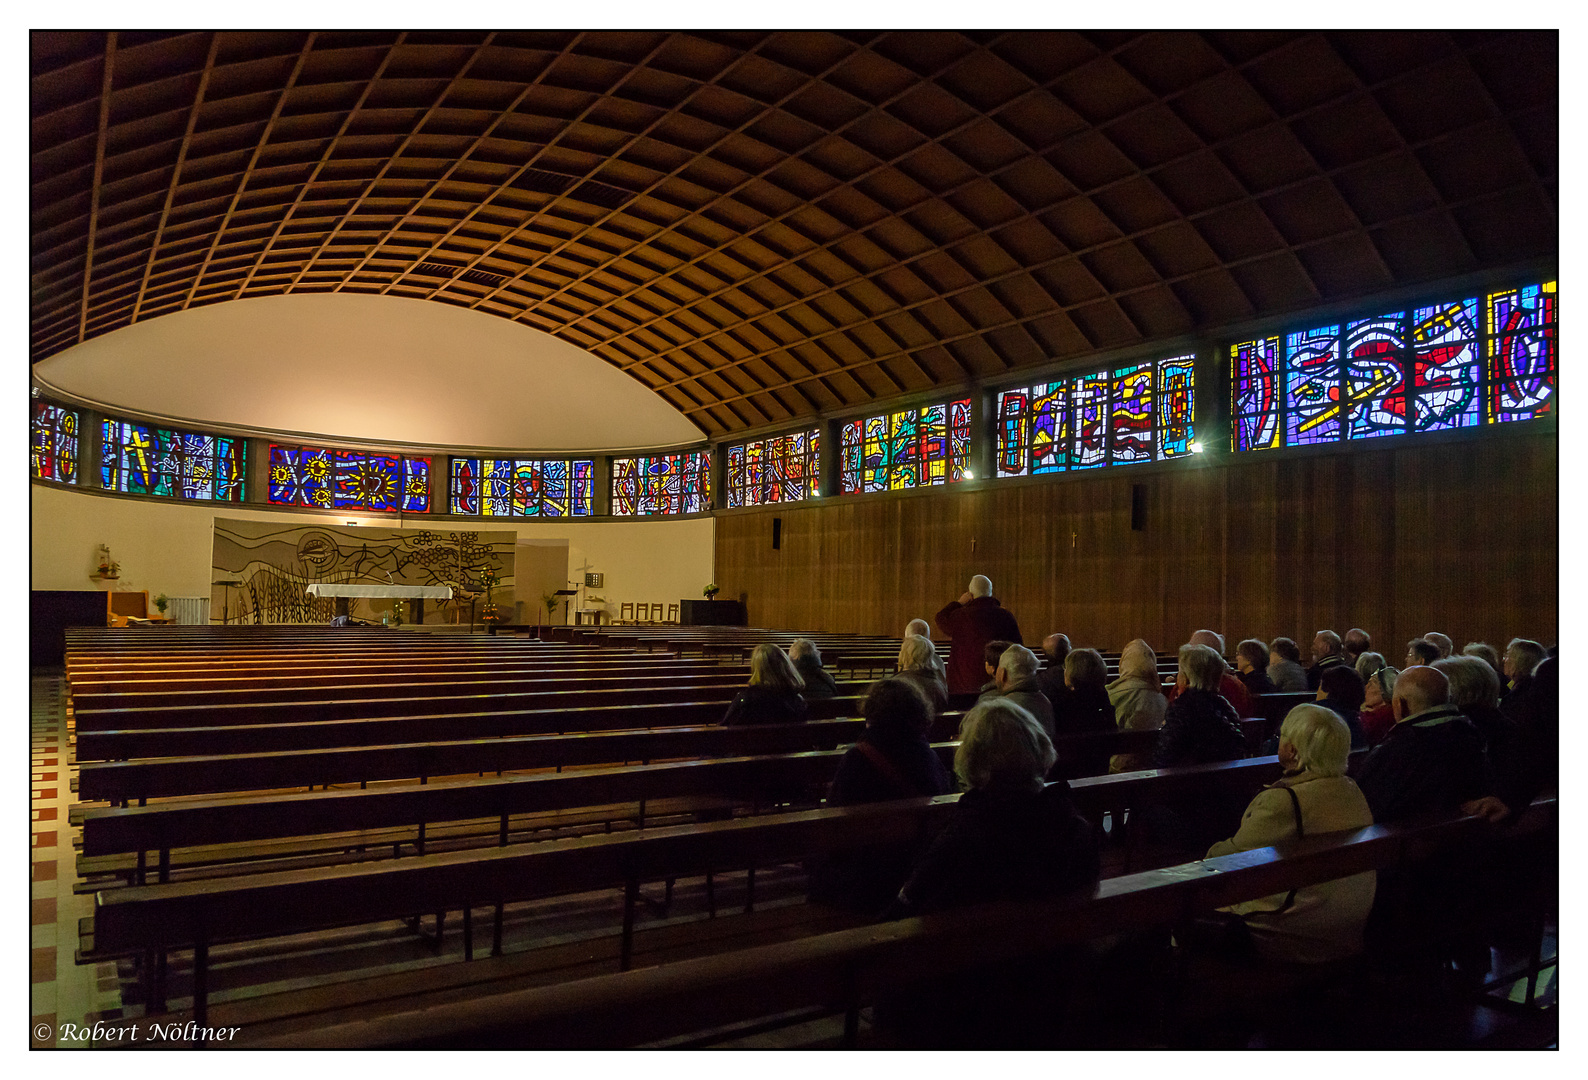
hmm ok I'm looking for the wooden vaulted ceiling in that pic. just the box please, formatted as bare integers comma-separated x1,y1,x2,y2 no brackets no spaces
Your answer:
31,30,1557,439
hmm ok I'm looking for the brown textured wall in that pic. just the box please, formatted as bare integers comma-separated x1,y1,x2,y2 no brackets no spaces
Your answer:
713,428,1557,656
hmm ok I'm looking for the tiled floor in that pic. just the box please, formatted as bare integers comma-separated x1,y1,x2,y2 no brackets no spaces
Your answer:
30,674,124,1049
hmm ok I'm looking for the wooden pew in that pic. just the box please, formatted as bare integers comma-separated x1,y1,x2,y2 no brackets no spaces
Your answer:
246,796,1554,1049
75,696,868,761
79,751,1288,1019
77,728,1186,884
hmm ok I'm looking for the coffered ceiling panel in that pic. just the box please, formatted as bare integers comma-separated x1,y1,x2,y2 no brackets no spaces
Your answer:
31,30,1557,438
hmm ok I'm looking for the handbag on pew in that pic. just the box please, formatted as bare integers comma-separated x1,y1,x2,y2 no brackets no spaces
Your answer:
1177,785,1305,956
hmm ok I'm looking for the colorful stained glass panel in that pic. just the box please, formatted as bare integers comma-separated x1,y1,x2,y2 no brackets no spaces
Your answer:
1157,356,1194,458
450,458,593,516
1412,298,1481,432
1285,325,1343,446
269,444,430,512
30,402,79,484
102,420,246,501
1232,338,1280,451
1072,372,1109,469
726,429,819,506
1110,362,1154,464
610,451,711,515
1487,282,1556,423
1343,314,1407,440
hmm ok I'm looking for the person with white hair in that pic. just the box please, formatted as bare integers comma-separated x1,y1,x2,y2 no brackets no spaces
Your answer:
1306,629,1347,690
894,634,950,715
989,644,1056,739
935,575,1023,694
788,638,838,699
1166,629,1252,717
1422,632,1453,659
1500,637,1547,718
890,699,1098,916
903,618,931,640
874,698,1099,1047
1204,704,1376,964
1156,644,1247,768
721,643,809,726
1037,632,1072,701
1358,664,1399,746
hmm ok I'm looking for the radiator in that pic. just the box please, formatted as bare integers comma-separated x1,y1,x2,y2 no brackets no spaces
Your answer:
167,596,211,625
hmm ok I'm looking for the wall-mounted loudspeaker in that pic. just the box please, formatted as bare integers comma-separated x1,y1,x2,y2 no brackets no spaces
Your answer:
772,517,783,550
1130,484,1146,532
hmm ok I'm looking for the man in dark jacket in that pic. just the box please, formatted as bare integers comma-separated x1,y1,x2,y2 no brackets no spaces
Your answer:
1038,632,1072,702
936,575,1023,694
1307,629,1349,690
1355,664,1489,979
789,638,838,699
1355,665,1487,822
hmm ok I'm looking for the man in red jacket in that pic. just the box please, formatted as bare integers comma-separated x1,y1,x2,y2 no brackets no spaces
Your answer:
935,575,1023,694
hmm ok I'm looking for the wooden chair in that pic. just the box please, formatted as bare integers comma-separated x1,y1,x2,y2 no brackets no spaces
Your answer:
618,603,636,625
666,603,680,625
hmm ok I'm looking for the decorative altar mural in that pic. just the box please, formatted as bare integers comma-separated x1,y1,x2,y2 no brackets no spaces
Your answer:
211,518,516,624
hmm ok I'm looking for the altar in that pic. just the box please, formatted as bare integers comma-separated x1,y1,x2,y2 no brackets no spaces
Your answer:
306,583,453,621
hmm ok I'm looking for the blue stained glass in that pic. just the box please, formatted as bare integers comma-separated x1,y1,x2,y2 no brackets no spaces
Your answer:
1343,314,1407,440
1285,325,1343,446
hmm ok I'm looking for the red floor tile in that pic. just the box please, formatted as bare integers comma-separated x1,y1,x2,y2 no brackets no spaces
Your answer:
31,946,56,984
32,861,58,882
32,832,58,849
35,771,58,781
32,897,56,926
33,807,58,822
39,757,58,766
33,788,57,800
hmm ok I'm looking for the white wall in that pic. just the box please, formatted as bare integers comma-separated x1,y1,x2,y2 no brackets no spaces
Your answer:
31,483,715,620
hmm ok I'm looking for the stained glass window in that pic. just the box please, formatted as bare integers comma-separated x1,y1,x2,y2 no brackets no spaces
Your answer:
450,458,593,516
839,398,972,494
1487,281,1556,424
611,451,712,515
30,402,79,484
1232,337,1281,451
268,444,431,512
1231,280,1557,450
1412,298,1481,432
997,357,1193,475
101,420,246,501
726,429,819,507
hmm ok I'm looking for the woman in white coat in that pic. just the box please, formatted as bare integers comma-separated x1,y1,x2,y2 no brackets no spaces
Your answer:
1205,704,1376,965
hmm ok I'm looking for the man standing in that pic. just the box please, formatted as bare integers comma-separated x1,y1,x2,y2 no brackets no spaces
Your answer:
935,575,1022,694
1307,630,1348,690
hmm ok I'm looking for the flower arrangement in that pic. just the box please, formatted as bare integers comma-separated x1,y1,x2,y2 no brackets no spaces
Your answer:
703,583,720,599
154,593,169,615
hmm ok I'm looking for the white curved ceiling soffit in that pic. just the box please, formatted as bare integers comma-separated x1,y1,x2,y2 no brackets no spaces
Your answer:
32,294,704,452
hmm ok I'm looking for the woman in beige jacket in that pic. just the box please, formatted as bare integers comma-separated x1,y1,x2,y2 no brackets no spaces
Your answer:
1206,703,1376,964
1106,638,1167,772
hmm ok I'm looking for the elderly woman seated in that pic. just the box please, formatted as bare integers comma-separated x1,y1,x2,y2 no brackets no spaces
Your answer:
1432,655,1510,758
788,638,838,699
890,698,1098,915
1156,644,1247,768
1051,647,1113,737
809,678,954,914
1358,664,1399,746
894,633,950,715
1201,704,1376,965
875,698,1100,1046
720,643,809,726
1107,638,1167,773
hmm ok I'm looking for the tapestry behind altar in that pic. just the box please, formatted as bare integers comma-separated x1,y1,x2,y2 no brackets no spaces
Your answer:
211,518,516,625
